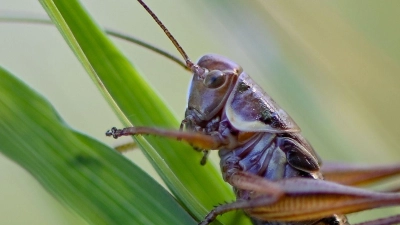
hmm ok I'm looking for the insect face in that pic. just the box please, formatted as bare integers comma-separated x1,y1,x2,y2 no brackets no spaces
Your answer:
186,54,242,122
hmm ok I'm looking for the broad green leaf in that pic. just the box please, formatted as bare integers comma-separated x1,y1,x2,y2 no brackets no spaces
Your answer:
0,66,196,225
39,0,249,224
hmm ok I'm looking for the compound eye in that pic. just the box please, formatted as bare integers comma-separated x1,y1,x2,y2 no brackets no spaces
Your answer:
203,70,225,88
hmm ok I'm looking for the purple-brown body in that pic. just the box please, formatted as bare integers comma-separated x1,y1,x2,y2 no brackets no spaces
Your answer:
107,2,400,223
182,54,348,225
107,51,400,225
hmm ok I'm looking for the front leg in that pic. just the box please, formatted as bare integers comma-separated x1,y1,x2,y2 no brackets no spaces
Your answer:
106,126,231,150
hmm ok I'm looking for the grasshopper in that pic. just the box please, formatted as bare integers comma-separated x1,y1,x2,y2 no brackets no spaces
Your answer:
107,1,400,224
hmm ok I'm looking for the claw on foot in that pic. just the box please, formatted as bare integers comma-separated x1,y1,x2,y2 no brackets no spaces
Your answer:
198,209,218,225
105,127,121,139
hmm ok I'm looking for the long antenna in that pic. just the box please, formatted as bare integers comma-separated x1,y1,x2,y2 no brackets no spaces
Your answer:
0,13,189,70
137,0,194,69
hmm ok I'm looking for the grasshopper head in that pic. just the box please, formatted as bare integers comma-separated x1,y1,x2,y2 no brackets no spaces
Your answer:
185,54,243,123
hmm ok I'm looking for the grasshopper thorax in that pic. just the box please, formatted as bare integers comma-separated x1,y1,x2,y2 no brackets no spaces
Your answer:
186,54,243,123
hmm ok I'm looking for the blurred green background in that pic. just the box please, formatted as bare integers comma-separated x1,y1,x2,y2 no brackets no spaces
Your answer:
1,0,399,224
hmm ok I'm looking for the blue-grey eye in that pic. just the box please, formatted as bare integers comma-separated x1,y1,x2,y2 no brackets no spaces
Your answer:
203,70,225,88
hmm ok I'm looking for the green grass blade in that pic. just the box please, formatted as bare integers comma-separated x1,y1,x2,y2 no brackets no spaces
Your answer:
39,0,249,224
0,66,196,225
